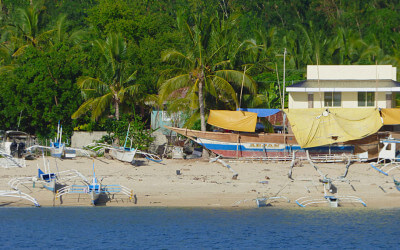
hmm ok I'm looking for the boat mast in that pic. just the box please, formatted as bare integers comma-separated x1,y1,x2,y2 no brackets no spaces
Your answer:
237,66,247,159
283,48,287,134
123,123,131,148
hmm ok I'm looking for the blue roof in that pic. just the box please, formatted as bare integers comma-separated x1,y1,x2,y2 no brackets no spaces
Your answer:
237,108,280,117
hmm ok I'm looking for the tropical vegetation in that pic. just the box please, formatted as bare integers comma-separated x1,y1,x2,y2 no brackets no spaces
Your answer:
0,0,399,140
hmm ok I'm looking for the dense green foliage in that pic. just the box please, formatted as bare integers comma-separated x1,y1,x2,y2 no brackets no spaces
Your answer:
0,0,399,140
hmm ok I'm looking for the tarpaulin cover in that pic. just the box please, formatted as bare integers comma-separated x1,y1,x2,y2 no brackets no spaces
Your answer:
236,108,280,117
381,108,400,125
207,110,257,132
284,108,382,148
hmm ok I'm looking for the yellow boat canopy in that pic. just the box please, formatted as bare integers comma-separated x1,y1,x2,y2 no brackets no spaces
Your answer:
207,110,257,132
381,108,400,125
285,108,382,148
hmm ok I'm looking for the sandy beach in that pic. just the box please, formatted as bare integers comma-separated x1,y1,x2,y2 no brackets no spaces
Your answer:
1,156,399,208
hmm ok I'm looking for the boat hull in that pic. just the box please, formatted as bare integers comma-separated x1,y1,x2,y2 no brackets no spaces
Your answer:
51,147,63,158
197,138,354,159
90,191,100,205
109,148,136,163
165,126,385,160
43,179,56,192
63,148,76,159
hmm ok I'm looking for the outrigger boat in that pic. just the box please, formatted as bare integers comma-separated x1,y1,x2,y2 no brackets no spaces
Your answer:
48,121,75,158
56,161,135,205
26,121,89,159
166,108,391,161
8,154,88,193
85,124,162,164
295,151,367,208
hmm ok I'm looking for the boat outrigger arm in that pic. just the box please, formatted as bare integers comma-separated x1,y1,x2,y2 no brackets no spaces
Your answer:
0,190,40,207
8,155,89,193
0,149,26,168
26,145,91,158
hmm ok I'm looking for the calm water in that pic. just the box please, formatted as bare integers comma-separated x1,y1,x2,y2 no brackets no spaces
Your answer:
0,207,398,249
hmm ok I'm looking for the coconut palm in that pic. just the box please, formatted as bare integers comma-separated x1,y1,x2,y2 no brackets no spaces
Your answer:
72,32,140,121
158,14,257,132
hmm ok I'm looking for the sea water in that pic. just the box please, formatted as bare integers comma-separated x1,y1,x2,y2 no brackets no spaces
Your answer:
0,207,398,249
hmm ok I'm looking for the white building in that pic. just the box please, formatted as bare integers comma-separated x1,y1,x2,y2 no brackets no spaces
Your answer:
286,65,399,109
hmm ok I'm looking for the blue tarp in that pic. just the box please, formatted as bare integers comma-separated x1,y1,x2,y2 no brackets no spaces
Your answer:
237,108,280,117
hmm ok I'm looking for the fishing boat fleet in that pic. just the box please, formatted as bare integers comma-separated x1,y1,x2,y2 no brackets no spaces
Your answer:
2,155,135,207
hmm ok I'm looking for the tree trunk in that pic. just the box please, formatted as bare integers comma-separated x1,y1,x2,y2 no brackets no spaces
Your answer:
198,79,206,132
198,74,209,159
115,100,120,121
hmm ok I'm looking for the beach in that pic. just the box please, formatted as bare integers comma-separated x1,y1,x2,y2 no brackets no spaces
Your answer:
0,157,399,208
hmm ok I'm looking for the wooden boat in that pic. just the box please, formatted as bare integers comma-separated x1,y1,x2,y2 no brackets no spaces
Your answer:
165,126,387,161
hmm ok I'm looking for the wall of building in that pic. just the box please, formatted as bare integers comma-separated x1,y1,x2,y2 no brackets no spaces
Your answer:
71,131,108,148
289,92,389,109
307,65,397,81
288,93,308,109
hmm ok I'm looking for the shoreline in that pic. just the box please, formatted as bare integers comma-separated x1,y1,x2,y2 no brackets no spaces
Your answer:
1,157,400,209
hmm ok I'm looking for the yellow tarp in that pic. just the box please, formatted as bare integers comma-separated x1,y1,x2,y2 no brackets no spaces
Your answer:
285,108,382,148
207,110,257,132
381,108,400,125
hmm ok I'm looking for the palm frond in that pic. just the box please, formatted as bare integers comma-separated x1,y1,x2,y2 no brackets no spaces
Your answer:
123,70,137,85
208,75,238,105
161,49,193,66
214,70,257,94
183,110,200,129
118,83,141,102
159,74,190,101
77,76,109,94
71,98,96,119
91,93,113,121
12,44,29,57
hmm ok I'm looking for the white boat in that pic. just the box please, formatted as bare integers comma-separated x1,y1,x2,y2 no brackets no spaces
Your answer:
109,147,137,163
85,123,162,164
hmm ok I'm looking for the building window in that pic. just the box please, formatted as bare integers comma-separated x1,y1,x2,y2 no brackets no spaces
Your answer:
324,92,341,107
358,92,375,107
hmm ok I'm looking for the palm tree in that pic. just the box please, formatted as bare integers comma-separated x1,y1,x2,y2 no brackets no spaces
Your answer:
158,14,256,132
72,32,140,121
